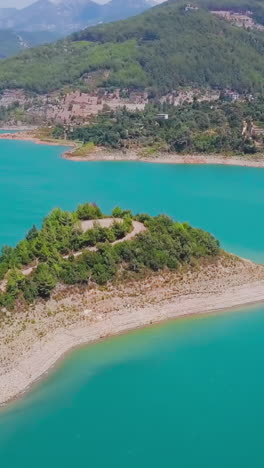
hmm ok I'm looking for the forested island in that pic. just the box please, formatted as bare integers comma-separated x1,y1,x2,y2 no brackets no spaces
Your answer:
0,203,220,312
1,202,264,406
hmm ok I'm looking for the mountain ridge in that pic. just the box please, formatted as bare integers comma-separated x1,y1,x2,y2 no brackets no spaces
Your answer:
0,0,160,58
1,2,264,95
0,0,157,34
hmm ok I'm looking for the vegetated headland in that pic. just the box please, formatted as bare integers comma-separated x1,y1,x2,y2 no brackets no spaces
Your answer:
3,96,264,167
1,203,264,405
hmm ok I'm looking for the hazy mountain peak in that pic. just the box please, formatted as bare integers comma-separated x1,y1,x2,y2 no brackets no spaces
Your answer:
48,0,96,5
0,0,153,34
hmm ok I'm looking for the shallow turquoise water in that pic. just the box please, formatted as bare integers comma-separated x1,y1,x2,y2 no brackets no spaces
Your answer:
1,140,264,467
0,130,24,133
1,139,264,261
2,306,264,468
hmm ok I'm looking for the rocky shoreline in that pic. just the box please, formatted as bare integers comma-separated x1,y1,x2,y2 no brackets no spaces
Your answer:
63,148,264,168
1,254,264,406
1,131,264,168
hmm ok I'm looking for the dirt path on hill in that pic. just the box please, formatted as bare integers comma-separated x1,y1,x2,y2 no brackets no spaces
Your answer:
65,218,146,258
0,219,146,289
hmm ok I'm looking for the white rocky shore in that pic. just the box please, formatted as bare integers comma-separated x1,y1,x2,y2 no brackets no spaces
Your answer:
1,254,264,406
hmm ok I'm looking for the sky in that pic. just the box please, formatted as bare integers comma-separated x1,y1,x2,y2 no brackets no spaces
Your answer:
0,0,108,8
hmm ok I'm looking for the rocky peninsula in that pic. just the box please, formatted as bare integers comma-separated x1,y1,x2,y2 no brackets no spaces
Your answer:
1,204,264,405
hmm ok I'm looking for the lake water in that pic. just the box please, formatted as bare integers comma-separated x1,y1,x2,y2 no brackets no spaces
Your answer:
0,130,25,135
1,139,264,261
1,140,264,467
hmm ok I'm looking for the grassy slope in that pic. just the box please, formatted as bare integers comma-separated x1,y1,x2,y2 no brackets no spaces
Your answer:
1,2,264,93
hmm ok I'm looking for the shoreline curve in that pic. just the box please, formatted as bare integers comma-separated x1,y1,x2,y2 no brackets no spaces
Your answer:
2,284,264,408
1,255,264,407
1,131,264,168
1,134,264,407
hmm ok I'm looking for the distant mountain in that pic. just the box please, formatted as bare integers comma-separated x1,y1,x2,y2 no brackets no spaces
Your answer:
94,0,157,23
0,0,157,34
0,29,60,59
0,8,17,19
3,0,264,40
2,1,264,95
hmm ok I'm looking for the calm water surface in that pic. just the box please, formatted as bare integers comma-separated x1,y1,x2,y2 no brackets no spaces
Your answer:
1,140,264,467
0,130,24,133
1,139,264,261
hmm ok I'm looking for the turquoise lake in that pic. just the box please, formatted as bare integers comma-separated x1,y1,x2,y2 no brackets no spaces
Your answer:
1,139,264,467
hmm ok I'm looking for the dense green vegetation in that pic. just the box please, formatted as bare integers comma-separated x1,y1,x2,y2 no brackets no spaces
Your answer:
54,97,264,154
0,40,143,94
0,203,220,310
1,3,264,93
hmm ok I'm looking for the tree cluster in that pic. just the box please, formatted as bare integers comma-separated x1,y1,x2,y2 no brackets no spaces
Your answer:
55,97,264,154
0,204,220,311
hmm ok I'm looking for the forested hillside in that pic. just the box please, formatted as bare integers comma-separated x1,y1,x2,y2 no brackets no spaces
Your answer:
54,98,264,155
0,0,155,59
1,2,264,94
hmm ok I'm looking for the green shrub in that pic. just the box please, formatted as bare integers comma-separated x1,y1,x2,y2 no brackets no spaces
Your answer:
76,203,103,220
